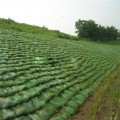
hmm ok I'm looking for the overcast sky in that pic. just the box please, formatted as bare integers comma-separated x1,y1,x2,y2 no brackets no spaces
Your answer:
0,0,120,35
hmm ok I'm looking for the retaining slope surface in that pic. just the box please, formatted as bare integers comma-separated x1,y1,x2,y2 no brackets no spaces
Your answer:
0,29,120,120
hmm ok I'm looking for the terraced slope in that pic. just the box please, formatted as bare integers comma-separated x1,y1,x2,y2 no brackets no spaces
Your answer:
0,29,120,120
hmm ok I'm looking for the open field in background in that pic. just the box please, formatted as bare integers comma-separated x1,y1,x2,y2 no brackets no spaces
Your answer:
0,29,120,120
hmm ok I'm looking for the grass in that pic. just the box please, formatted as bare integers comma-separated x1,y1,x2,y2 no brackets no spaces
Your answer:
0,18,78,40
99,40,120,45
88,65,120,120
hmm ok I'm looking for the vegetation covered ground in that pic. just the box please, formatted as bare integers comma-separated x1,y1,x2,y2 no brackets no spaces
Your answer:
0,19,120,120
70,65,120,120
95,66,120,120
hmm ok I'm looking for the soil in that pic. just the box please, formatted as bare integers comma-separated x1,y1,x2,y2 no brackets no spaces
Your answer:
70,67,120,120
69,93,96,120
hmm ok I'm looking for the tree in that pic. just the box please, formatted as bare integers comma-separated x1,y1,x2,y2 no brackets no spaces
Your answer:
75,20,98,40
118,30,120,39
75,19,119,41
106,26,118,40
98,25,108,41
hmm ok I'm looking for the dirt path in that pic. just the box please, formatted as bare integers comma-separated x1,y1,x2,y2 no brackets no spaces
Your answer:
70,67,120,120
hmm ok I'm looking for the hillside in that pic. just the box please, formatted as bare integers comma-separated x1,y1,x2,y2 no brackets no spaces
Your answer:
0,18,78,40
0,20,120,120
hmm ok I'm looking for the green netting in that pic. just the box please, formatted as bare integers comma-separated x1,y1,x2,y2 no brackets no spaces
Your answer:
0,29,120,120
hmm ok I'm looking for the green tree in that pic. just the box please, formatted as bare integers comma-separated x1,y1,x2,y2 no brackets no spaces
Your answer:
106,26,118,40
75,20,98,40
75,19,119,41
98,25,108,41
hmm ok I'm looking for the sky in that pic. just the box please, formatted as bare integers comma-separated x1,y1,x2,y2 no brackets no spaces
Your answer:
0,0,120,35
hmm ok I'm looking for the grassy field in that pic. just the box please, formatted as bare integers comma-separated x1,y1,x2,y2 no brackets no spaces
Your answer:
0,23,120,120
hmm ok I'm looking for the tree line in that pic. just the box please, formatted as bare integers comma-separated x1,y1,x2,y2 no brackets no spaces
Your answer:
75,19,120,41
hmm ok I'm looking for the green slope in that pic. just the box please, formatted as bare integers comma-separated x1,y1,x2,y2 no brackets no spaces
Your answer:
0,18,78,40
0,27,120,120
